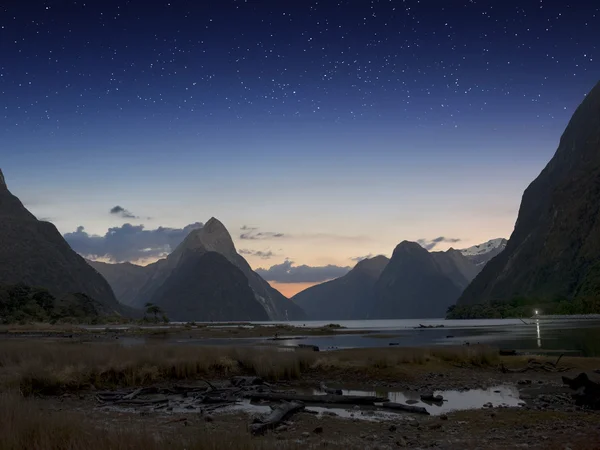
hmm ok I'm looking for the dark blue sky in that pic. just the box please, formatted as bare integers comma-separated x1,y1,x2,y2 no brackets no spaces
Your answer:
1,0,599,294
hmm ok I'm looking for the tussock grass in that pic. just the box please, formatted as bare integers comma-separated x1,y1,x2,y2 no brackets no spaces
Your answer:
0,392,295,450
0,340,507,395
0,342,317,394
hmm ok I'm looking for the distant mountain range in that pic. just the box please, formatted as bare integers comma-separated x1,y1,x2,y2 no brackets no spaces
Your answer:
0,168,121,317
459,238,508,268
0,165,515,323
90,217,305,321
293,238,506,320
459,80,600,308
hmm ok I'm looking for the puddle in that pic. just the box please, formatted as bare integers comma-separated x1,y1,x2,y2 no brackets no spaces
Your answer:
99,385,524,421
330,386,524,416
221,385,524,420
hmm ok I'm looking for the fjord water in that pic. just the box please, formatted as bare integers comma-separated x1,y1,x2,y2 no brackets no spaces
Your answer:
255,318,600,355
124,317,600,356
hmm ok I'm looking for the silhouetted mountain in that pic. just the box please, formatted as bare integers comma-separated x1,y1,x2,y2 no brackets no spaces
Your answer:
431,248,479,290
149,250,269,322
459,81,600,306
88,260,157,307
370,241,463,319
0,169,120,314
459,238,507,269
105,217,305,320
292,255,389,320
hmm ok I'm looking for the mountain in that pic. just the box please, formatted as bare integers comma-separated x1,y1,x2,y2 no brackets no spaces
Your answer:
87,260,157,307
117,217,305,320
458,80,600,306
431,248,480,290
292,255,389,320
459,238,508,268
149,250,269,322
370,242,464,319
0,169,120,314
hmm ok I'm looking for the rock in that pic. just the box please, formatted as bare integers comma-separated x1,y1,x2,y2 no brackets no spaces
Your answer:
429,423,442,430
396,437,407,447
313,426,323,434
301,432,310,438
204,415,214,422
389,425,397,432
275,425,288,433
440,414,448,420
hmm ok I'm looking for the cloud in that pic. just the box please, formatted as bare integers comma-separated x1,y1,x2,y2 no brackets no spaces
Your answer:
64,222,204,263
240,226,285,240
256,260,351,283
239,249,276,259
110,205,138,219
350,253,374,262
417,236,462,251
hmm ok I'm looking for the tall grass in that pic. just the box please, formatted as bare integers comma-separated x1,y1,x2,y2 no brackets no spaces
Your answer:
0,341,501,395
0,342,317,394
0,392,296,450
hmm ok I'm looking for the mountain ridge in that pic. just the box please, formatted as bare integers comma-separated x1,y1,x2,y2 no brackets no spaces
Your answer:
458,80,600,305
0,168,121,314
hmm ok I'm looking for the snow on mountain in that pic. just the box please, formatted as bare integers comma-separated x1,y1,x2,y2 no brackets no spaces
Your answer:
459,238,507,267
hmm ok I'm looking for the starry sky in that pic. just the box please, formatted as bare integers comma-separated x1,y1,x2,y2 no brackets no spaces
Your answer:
2,0,599,297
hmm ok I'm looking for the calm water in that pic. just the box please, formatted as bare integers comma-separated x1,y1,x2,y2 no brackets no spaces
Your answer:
120,317,600,356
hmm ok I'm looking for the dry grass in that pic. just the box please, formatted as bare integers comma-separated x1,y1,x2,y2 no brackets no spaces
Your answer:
0,340,563,396
0,341,317,394
311,345,499,372
0,392,296,450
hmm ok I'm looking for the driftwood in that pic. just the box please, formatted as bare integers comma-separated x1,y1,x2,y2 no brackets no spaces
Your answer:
114,397,169,406
245,392,388,405
230,376,264,387
381,402,430,415
249,401,305,435
500,355,570,374
320,382,343,395
562,373,600,410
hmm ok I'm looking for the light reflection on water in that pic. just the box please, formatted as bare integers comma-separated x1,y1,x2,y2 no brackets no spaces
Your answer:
220,385,524,420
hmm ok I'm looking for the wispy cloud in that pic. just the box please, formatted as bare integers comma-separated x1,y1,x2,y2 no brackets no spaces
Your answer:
350,253,374,262
239,225,285,240
417,236,461,251
239,248,276,259
110,205,138,219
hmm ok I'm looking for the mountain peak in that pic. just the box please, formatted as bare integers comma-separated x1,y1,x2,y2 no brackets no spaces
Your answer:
0,169,6,190
172,217,236,262
393,240,425,254
204,216,228,233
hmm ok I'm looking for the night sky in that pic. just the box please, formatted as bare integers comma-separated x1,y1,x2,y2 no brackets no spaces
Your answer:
2,0,599,296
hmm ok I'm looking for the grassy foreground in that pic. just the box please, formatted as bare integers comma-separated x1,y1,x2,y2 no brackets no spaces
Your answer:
0,340,507,395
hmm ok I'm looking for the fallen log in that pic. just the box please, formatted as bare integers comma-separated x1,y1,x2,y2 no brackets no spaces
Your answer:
249,401,305,435
230,376,264,387
122,387,159,400
500,359,570,374
113,397,169,406
381,402,430,415
244,392,388,405
320,382,342,395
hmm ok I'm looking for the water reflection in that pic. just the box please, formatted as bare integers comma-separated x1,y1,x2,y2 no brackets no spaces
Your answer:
536,319,541,348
